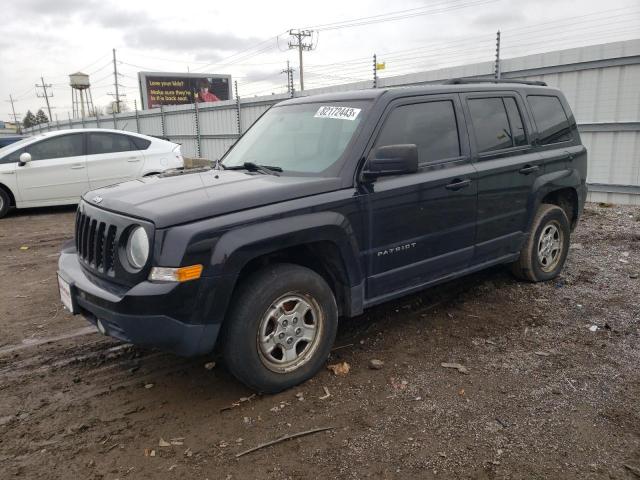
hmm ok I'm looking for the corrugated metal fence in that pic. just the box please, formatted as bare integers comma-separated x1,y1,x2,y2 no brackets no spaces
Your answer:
26,39,640,205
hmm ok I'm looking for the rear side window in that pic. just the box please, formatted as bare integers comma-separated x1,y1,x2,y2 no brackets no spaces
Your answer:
467,98,515,153
375,100,460,164
88,133,135,155
528,95,572,145
129,136,151,150
27,134,84,160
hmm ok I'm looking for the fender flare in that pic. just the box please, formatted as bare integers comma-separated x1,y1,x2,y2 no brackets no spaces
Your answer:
211,211,363,284
201,211,365,329
527,167,581,232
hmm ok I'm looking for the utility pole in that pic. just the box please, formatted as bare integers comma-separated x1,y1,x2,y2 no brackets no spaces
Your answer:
7,95,21,133
281,60,295,97
494,30,501,80
112,48,121,113
35,76,53,121
288,29,313,91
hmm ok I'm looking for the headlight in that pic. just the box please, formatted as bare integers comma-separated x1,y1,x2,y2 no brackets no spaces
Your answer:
126,226,149,269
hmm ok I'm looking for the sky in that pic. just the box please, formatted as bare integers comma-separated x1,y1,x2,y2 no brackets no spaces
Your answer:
1,0,639,123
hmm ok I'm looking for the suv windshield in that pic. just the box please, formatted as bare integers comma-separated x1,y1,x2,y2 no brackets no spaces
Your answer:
222,101,369,175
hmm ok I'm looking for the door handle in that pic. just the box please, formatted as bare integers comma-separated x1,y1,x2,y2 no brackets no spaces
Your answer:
71,164,85,170
127,157,140,162
519,164,540,175
1,171,15,175
445,178,472,191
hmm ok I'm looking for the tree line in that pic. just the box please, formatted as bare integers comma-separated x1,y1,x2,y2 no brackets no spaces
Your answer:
20,102,132,130
22,109,49,128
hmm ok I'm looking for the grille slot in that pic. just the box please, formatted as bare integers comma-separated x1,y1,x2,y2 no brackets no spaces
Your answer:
104,225,117,272
95,222,106,269
76,212,118,275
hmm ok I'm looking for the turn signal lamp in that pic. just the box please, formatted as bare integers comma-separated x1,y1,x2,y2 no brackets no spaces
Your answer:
149,265,203,282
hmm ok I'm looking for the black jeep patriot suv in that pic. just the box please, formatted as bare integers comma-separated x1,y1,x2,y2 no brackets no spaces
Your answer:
58,80,587,392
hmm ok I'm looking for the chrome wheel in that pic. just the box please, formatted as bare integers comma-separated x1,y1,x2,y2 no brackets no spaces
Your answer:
0,196,4,212
537,221,563,272
257,293,323,373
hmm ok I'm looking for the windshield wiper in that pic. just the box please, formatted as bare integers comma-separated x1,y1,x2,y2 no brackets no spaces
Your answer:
224,162,282,176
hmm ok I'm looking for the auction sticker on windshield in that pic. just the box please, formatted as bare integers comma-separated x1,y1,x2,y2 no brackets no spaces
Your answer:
314,106,361,121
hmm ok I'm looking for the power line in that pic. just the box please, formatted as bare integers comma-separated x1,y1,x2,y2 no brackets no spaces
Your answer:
78,53,111,73
305,0,498,31
88,61,113,76
306,5,639,68
303,9,640,78
192,32,288,72
120,49,288,67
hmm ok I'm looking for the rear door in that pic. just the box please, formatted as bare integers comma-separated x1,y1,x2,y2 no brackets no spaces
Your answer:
461,92,542,264
86,132,144,188
363,95,477,300
16,133,88,205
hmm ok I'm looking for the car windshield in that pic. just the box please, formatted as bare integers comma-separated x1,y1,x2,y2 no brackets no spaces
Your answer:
222,101,369,175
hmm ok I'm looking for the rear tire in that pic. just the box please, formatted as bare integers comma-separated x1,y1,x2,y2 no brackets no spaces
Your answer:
221,263,338,393
511,204,570,282
0,188,10,219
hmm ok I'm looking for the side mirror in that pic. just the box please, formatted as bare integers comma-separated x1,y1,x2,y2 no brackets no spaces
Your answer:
363,144,418,179
18,152,32,166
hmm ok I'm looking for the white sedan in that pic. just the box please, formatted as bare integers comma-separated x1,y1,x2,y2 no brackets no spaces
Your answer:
0,129,184,218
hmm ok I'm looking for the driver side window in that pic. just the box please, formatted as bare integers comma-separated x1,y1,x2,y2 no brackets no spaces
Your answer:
375,100,461,165
26,134,84,161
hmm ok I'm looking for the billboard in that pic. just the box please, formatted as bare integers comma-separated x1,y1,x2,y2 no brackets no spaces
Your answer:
138,72,232,109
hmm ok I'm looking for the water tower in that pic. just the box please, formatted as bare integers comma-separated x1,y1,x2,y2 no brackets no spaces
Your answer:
70,72,95,118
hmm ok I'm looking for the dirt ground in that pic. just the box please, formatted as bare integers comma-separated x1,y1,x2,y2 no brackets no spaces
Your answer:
1,203,639,479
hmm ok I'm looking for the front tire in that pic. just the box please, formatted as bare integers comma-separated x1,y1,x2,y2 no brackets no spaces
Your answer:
511,204,571,282
221,263,338,393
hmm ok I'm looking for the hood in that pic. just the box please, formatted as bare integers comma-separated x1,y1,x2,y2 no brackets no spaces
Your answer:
83,170,343,228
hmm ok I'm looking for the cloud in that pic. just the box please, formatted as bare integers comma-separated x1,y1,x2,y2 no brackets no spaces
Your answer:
84,8,147,29
123,26,262,53
472,11,527,28
11,0,95,16
2,0,145,31
193,51,225,64
240,68,284,83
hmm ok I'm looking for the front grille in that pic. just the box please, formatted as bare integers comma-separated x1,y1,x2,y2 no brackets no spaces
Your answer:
76,210,118,275
74,200,154,286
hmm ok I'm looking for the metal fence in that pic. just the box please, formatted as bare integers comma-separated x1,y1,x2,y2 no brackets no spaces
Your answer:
26,39,640,205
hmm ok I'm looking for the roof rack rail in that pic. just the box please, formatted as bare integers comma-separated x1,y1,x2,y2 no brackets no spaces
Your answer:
443,78,548,86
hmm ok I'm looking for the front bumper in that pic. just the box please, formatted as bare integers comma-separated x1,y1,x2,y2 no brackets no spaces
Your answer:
58,247,220,357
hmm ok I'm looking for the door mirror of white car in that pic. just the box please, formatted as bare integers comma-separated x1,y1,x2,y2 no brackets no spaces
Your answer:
18,152,32,166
